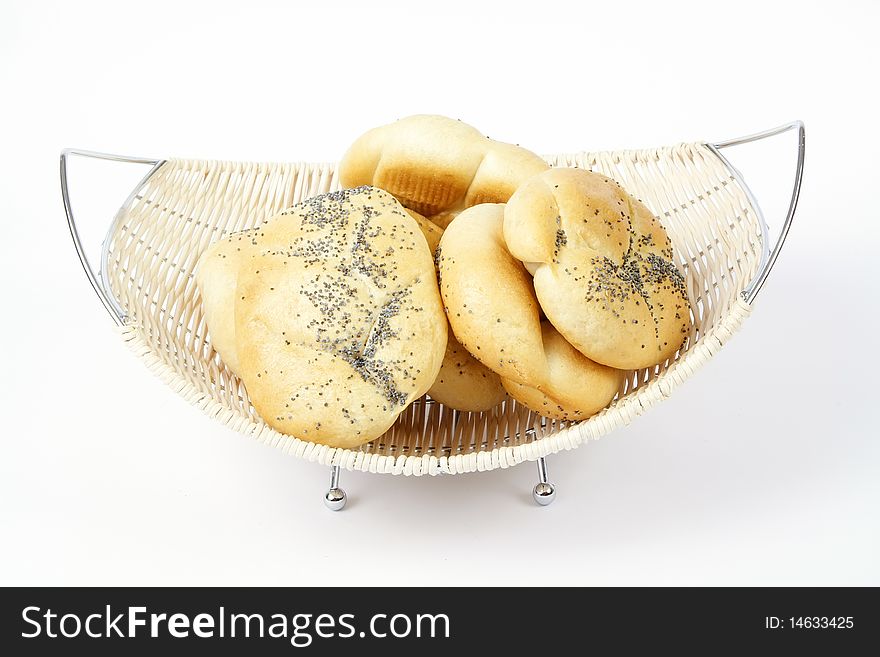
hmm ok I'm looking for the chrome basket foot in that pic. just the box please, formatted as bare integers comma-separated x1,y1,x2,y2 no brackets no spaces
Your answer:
532,457,556,506
324,465,347,511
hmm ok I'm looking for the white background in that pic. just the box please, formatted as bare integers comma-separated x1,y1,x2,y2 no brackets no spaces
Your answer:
1,0,878,586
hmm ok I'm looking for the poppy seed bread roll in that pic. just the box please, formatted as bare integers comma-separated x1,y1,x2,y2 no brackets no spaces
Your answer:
339,115,549,228
196,198,504,421
194,206,438,382
197,186,447,448
195,205,441,380
437,203,623,420
504,168,692,370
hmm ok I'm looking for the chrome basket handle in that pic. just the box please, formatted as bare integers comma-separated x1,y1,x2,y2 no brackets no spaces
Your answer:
60,149,165,325
707,121,806,305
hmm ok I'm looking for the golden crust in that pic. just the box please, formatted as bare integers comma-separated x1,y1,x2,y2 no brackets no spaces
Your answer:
339,115,549,224
504,168,692,370
438,204,622,419
428,332,508,412
428,209,460,230
199,187,446,448
438,204,546,384
501,324,623,421
194,226,260,376
405,208,443,253
408,210,507,411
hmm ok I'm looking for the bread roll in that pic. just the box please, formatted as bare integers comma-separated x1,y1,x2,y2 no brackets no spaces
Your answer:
504,168,692,370
429,333,508,412
339,115,549,223
428,210,461,230
404,208,443,251
437,203,623,419
198,186,446,448
408,209,507,411
195,226,259,375
438,204,546,383
501,324,622,421
194,209,437,383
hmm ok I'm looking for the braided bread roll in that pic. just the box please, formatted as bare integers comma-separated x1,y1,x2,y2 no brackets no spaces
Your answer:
339,115,549,228
437,204,623,421
504,168,692,369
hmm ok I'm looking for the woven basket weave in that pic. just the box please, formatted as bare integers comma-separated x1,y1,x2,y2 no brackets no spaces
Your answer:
61,123,804,478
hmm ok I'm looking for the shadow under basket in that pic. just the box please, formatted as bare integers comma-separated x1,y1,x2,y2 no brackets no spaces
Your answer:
61,122,805,510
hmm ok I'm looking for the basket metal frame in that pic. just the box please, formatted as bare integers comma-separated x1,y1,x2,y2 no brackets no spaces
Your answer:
59,122,806,510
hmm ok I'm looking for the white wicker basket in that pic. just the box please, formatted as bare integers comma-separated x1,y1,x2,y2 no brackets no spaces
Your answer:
61,122,804,509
